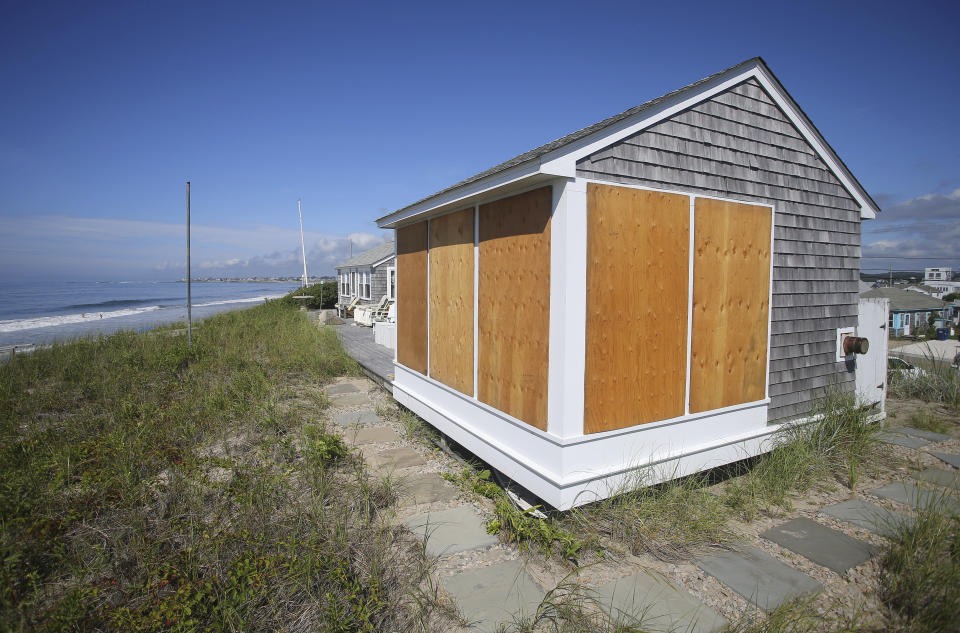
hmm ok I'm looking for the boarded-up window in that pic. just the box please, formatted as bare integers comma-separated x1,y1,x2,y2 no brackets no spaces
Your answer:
429,208,475,395
478,187,552,430
584,184,690,433
397,221,427,374
690,198,771,412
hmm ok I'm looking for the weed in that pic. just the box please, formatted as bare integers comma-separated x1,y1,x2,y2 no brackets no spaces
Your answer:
567,471,731,561
888,349,960,411
303,423,351,466
878,496,960,633
725,390,882,518
0,303,450,631
907,408,951,435
445,469,585,562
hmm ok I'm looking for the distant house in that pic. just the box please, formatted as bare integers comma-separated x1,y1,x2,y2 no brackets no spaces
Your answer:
922,267,960,299
335,241,396,307
860,287,948,336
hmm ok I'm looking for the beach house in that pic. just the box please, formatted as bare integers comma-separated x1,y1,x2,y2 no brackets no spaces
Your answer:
376,57,883,510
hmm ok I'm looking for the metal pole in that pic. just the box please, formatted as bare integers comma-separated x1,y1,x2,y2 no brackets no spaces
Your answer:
298,198,308,288
186,181,192,347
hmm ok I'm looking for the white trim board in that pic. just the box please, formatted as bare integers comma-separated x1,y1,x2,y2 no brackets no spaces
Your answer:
377,59,878,229
394,364,779,510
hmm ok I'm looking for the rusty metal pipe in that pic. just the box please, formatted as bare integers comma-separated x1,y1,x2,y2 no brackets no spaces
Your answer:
843,336,869,355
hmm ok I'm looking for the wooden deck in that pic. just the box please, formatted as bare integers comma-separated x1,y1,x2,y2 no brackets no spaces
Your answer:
331,321,395,392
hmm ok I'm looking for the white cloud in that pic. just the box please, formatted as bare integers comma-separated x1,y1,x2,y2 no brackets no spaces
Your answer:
0,212,390,280
862,188,960,269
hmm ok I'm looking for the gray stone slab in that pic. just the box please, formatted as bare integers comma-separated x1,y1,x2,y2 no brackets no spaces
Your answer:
820,499,914,537
404,507,498,557
696,546,821,611
325,382,360,395
398,473,460,506
912,468,960,490
877,431,930,449
893,426,952,443
332,410,382,427
870,482,960,513
329,392,371,406
595,571,727,633
364,446,426,471
760,518,876,574
441,559,544,632
343,426,401,445
930,451,960,469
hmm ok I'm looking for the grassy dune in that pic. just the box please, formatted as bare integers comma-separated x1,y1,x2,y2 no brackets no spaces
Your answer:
0,303,446,632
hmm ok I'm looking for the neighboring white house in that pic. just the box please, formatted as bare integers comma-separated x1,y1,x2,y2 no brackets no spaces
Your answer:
335,241,396,307
923,267,960,299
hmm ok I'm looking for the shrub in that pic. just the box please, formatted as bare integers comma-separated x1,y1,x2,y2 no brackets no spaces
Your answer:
281,281,338,309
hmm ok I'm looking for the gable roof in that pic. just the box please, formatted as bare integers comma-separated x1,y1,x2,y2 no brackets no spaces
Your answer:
377,57,879,229
860,287,948,311
335,241,394,269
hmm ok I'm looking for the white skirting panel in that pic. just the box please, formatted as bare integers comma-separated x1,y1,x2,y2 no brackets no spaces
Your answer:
393,364,782,510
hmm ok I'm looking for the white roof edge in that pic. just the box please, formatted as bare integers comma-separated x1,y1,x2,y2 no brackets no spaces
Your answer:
378,59,878,228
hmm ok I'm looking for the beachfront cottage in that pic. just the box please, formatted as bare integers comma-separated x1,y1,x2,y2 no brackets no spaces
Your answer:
335,241,396,309
860,287,948,337
375,57,883,510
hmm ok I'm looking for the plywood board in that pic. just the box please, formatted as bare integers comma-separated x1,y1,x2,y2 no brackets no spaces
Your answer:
690,198,771,413
584,184,690,433
396,221,428,374
478,187,552,430
428,208,475,395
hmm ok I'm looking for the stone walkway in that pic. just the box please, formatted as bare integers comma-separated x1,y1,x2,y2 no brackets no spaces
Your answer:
321,321,960,628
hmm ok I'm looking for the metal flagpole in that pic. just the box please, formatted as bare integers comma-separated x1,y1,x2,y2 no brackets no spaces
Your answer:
298,198,308,288
186,181,192,347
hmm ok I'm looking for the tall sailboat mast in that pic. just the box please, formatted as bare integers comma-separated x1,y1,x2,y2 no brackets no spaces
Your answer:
297,198,308,288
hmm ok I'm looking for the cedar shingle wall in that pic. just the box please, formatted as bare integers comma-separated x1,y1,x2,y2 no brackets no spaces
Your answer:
576,78,860,422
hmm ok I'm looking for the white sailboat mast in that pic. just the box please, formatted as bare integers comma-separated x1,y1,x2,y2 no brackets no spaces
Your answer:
297,198,308,288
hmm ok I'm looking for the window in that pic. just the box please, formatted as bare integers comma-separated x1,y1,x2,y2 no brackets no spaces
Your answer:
387,267,396,300
362,272,371,299
350,271,357,296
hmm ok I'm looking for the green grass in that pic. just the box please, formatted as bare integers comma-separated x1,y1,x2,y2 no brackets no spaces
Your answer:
0,303,451,631
887,351,960,411
566,472,732,561
723,390,883,519
878,498,960,633
907,408,951,435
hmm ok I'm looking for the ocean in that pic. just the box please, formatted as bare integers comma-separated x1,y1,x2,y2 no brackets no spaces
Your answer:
0,280,300,348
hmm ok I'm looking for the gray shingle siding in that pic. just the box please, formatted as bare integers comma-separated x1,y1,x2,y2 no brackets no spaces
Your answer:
336,259,395,306
576,78,860,423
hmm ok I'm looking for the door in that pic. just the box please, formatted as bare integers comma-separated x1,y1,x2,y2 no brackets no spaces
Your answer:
856,297,889,412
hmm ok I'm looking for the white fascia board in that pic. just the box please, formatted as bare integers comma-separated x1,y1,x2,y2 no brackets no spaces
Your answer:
750,67,879,219
379,60,878,229
539,64,878,219
371,254,395,268
376,160,545,228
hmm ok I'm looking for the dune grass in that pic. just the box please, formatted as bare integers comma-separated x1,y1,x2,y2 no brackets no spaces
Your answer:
887,351,960,411
878,497,960,633
0,302,450,632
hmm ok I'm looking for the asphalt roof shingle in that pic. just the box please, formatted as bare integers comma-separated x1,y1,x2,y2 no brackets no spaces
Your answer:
336,241,394,269
860,287,948,311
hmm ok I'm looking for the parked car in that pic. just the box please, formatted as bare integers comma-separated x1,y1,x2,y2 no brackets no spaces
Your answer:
887,356,925,378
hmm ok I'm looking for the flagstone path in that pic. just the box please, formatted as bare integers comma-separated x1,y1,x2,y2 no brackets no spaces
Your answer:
324,319,960,630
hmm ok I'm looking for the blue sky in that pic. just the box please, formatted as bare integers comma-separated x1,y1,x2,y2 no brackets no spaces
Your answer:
1,0,958,281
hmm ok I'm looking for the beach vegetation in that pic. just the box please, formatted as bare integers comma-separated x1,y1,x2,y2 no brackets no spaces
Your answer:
280,281,338,309
0,302,450,631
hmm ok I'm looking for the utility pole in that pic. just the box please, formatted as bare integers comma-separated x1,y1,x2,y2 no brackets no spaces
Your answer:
186,181,192,347
889,264,893,288
297,198,308,288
